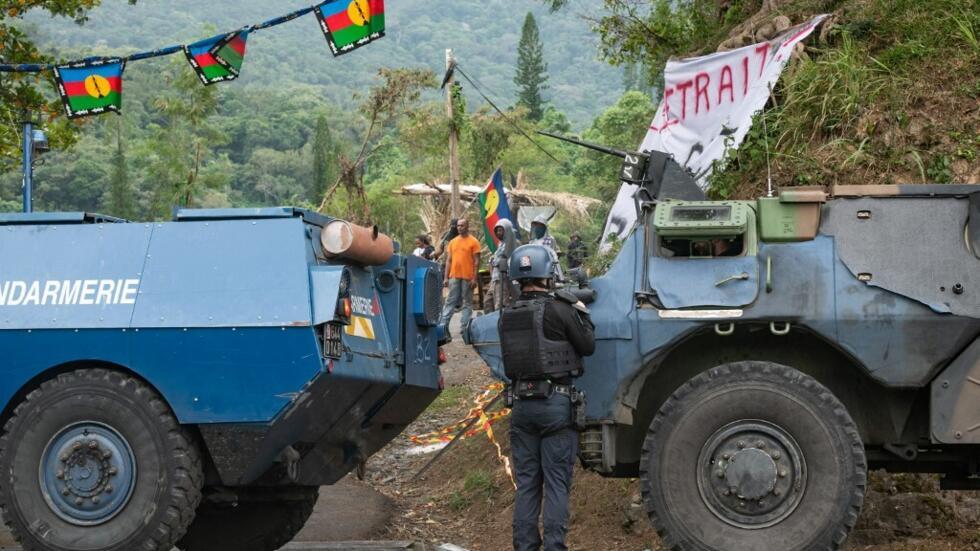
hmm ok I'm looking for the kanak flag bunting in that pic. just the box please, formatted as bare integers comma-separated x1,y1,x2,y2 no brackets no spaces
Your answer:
316,0,385,56
184,30,249,85
477,169,514,253
53,58,125,119
29,3,388,119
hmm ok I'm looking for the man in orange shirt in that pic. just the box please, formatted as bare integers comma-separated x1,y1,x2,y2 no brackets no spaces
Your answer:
439,218,482,335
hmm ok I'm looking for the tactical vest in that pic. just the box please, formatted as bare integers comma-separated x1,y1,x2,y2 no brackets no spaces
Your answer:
499,296,583,381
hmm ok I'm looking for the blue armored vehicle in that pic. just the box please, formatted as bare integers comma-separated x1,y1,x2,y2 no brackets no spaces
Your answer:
468,143,980,551
0,207,444,551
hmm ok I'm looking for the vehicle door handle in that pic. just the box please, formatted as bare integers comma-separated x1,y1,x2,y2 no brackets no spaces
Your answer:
715,272,749,287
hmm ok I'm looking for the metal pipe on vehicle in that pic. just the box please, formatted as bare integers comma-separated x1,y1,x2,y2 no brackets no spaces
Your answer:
320,220,395,266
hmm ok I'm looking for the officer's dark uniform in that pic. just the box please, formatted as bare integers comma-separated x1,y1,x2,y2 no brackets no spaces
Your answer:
500,287,595,551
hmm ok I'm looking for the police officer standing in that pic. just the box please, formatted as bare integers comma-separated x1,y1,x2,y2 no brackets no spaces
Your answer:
499,244,595,551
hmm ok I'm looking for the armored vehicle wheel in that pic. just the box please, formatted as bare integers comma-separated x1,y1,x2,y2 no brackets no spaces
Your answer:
640,362,866,551
176,486,319,551
0,368,203,551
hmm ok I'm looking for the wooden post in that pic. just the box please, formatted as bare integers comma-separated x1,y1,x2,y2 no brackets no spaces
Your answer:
445,49,461,218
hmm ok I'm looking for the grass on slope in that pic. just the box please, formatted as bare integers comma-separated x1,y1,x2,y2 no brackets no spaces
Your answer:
709,0,980,199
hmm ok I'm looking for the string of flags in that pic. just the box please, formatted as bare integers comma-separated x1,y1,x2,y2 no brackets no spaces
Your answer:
0,0,386,119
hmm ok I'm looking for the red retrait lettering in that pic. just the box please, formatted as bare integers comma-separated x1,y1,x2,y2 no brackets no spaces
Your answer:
755,43,770,77
663,87,675,119
694,73,711,114
649,87,679,133
675,80,693,119
718,65,734,104
741,56,750,96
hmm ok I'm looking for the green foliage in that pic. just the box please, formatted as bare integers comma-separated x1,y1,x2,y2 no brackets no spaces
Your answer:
878,40,928,68
690,0,979,197
515,12,549,121
583,234,623,275
464,107,517,179
463,469,495,495
447,468,497,512
312,114,340,203
426,385,469,412
781,36,890,140
573,91,655,200
927,154,953,183
314,67,436,227
951,9,979,52
0,0,138,162
539,105,571,134
707,109,781,199
621,60,657,97
450,82,468,132
549,0,735,85
143,58,225,216
447,490,470,512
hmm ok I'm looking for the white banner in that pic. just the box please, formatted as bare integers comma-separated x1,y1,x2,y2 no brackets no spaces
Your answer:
598,15,827,250
599,183,640,248
640,14,829,189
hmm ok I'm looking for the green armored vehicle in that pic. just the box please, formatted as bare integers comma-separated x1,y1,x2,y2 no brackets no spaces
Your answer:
468,143,980,550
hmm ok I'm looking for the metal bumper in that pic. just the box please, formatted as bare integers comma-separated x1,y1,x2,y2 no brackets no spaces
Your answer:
198,371,439,486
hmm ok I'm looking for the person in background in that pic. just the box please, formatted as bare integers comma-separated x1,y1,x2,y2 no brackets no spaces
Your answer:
529,215,559,254
432,218,459,262
566,233,587,270
530,215,563,281
420,235,435,259
438,219,481,336
490,218,520,310
412,235,429,258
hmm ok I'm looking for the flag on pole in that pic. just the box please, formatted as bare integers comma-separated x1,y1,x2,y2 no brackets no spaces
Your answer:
53,58,125,119
183,30,250,85
315,0,386,56
477,169,514,253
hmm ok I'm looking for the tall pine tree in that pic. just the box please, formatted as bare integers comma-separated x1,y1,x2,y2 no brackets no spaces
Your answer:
106,119,135,220
514,12,548,121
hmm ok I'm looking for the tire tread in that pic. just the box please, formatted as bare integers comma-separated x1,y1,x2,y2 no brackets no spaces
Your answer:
0,368,203,551
639,361,866,551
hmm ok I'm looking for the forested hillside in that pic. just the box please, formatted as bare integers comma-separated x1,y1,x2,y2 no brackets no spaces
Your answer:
19,0,624,126
1,0,646,246
2,0,976,254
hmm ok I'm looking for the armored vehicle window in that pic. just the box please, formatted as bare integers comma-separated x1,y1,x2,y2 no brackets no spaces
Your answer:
660,235,745,258
653,201,757,258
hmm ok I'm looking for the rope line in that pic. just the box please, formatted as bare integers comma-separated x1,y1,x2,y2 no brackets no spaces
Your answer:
454,64,563,165
0,4,320,73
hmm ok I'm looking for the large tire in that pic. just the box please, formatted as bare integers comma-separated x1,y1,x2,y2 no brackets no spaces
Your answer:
177,486,319,551
0,368,203,551
640,362,866,551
